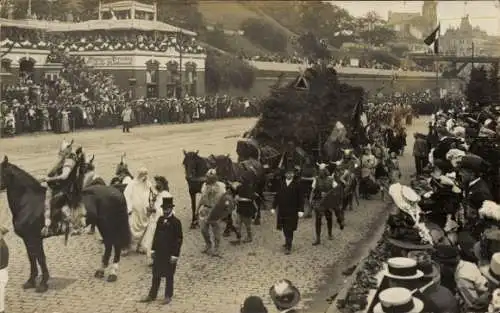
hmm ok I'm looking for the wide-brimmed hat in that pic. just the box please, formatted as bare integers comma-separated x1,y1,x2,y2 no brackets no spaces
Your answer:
241,296,267,313
384,257,424,280
269,279,301,310
388,183,420,215
373,287,424,313
480,252,500,286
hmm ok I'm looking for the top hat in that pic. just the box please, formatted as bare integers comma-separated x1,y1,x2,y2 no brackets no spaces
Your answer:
373,287,424,313
161,197,175,209
481,252,500,286
384,257,424,280
241,296,268,313
433,244,459,264
269,279,301,310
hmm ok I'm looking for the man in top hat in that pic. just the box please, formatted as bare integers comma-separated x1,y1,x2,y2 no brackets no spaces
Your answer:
140,195,182,305
271,166,304,255
0,226,8,313
269,279,301,313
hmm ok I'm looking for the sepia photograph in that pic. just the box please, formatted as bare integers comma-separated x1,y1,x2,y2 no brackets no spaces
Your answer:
0,0,499,312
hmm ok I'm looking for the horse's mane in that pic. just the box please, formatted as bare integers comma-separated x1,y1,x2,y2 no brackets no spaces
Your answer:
6,162,45,192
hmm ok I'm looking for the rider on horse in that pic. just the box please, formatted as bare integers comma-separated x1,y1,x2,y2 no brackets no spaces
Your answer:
41,139,86,235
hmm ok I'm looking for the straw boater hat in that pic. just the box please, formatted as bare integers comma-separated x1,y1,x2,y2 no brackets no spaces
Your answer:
373,287,424,313
384,257,424,280
480,253,500,286
269,279,301,310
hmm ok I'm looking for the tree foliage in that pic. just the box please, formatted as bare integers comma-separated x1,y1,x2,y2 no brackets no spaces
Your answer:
251,65,365,149
355,11,396,46
297,32,330,61
466,66,496,107
240,18,287,53
205,51,256,94
157,0,204,31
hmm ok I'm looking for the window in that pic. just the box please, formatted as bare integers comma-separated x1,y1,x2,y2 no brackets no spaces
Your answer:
145,60,159,98
166,61,180,98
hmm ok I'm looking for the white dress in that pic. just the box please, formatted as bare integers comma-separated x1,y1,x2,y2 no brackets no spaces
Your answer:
139,190,172,259
124,179,153,242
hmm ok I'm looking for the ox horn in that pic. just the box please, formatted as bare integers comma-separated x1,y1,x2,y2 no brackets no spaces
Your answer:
316,162,320,167
182,149,187,155
90,154,95,163
120,153,126,163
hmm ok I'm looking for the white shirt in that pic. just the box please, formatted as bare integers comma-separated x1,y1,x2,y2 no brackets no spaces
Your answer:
285,178,293,186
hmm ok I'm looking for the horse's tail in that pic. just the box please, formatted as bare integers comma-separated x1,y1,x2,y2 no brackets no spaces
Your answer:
115,196,132,250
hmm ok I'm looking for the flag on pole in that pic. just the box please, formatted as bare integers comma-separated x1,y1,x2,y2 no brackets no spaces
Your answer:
424,24,440,54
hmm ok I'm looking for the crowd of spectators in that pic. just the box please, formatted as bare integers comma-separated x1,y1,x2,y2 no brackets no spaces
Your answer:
0,51,260,138
0,26,205,58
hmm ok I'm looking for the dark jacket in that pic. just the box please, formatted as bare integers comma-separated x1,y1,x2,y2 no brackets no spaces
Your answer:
0,238,8,270
466,178,493,212
273,177,303,232
413,137,429,157
152,214,183,277
417,284,459,313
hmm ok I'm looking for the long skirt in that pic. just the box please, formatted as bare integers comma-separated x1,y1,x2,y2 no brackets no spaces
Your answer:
140,212,162,258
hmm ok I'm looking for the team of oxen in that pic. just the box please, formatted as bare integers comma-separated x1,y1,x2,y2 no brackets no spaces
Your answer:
0,138,363,293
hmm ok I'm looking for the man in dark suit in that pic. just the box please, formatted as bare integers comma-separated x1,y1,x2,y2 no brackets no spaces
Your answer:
272,166,304,255
140,196,183,305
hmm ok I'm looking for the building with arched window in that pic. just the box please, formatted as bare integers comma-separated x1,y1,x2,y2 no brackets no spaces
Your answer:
0,0,206,99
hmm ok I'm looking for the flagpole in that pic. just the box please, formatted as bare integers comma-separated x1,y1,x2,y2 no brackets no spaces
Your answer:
435,23,440,108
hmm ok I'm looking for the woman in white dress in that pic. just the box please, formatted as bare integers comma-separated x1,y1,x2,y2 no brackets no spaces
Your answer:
140,176,171,265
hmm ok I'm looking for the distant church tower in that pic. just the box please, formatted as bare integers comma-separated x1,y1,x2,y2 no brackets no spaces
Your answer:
422,1,438,33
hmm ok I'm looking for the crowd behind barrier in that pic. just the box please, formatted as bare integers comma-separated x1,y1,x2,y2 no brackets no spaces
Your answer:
2,25,435,73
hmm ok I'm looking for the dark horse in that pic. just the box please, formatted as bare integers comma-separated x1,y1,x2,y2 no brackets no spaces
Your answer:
81,154,107,235
0,156,131,292
211,154,265,225
182,150,214,229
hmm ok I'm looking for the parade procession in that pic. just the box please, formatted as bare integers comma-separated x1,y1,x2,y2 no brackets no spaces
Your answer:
3,1,500,313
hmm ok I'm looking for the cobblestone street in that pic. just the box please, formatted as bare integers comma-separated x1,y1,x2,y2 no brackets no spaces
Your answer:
0,117,425,313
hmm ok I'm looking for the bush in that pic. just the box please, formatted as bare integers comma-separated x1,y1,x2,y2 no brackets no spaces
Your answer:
205,51,256,93
240,18,288,53
466,66,493,107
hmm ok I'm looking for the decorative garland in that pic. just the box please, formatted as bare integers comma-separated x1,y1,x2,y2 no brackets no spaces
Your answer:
337,231,391,313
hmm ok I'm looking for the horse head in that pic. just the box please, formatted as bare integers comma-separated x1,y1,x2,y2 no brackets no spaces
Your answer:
182,149,206,179
82,154,95,174
212,154,233,181
0,155,43,192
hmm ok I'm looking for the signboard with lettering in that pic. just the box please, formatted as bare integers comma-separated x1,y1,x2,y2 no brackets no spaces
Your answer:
84,56,134,67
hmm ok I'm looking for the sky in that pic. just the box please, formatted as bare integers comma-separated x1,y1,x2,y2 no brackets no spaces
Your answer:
332,1,500,35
